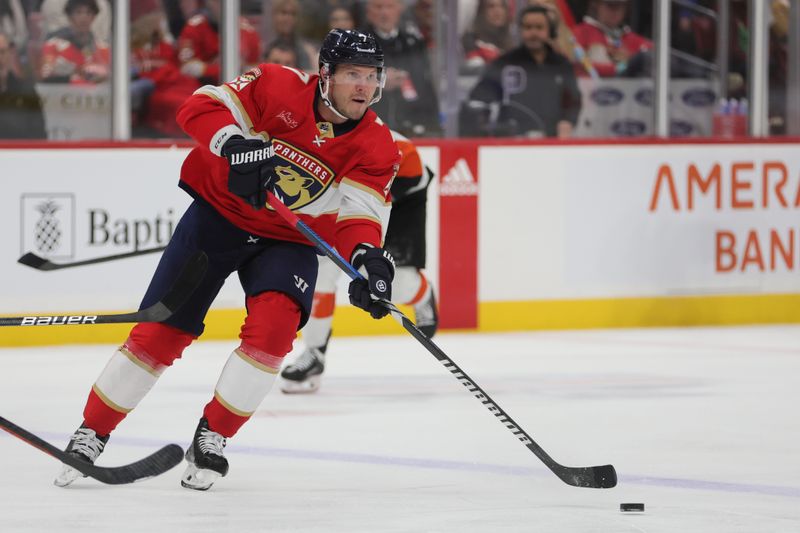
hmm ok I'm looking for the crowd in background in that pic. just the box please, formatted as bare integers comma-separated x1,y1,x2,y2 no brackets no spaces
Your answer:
0,0,794,140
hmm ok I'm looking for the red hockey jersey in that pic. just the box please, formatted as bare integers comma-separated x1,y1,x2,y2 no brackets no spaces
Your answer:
132,39,200,137
40,30,110,84
572,18,652,78
176,64,400,261
177,13,261,84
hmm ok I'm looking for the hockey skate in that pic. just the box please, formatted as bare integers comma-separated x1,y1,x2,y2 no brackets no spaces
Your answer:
280,347,325,394
414,290,439,338
53,425,109,487
181,417,229,491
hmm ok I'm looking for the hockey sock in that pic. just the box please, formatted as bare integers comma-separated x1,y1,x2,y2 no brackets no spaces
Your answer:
204,292,300,437
203,343,284,437
84,324,195,436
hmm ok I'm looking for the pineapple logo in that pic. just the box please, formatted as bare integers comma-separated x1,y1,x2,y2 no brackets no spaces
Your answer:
34,200,62,253
20,193,74,260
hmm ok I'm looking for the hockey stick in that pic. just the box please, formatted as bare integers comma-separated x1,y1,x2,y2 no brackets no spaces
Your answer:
266,192,617,489
18,246,167,271
0,250,208,327
0,415,183,484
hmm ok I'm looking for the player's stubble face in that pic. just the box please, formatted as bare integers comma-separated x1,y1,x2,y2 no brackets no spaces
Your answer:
328,65,380,121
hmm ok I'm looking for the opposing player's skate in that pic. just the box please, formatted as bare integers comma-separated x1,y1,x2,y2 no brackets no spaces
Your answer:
280,347,325,393
414,290,438,338
181,417,228,491
53,425,109,487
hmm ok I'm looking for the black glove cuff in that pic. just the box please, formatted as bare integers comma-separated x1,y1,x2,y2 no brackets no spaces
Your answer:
351,244,395,280
220,135,245,156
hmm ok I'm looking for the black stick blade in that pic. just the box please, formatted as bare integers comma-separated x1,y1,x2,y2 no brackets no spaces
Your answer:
17,247,168,271
135,250,208,323
555,464,617,489
81,444,185,485
159,250,208,315
17,252,51,270
0,415,184,485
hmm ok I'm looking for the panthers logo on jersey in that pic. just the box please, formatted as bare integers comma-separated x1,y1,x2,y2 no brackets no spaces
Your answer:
271,140,335,210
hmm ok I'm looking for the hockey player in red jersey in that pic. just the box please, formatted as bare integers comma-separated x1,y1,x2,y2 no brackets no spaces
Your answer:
55,29,399,491
281,130,438,393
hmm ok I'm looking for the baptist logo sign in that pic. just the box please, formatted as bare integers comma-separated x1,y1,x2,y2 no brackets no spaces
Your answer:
20,193,75,259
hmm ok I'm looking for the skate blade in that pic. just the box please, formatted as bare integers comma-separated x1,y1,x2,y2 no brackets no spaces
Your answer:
180,463,221,491
54,464,85,488
279,375,321,394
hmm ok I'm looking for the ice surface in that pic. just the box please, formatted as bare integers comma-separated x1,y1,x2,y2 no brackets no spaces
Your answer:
1,326,799,532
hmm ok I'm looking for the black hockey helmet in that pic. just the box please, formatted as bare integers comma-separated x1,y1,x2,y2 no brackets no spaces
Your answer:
319,29,384,72
318,29,386,118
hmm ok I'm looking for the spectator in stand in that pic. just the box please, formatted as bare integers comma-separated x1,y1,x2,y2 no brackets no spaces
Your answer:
269,0,317,71
528,0,577,62
130,4,200,138
462,5,581,139
41,0,109,42
328,5,355,31
461,0,514,73
39,0,109,84
0,0,27,53
263,38,298,67
361,0,440,136
177,0,260,85
0,31,46,138
572,0,652,78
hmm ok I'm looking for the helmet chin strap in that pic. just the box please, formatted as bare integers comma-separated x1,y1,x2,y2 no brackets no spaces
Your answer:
319,73,350,121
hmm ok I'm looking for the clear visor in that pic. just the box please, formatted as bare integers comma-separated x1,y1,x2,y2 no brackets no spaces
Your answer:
329,68,385,89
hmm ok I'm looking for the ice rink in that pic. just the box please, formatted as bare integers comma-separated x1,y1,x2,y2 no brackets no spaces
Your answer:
1,325,799,532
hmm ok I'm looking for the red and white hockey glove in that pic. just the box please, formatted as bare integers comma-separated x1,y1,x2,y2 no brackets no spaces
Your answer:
348,244,395,319
222,136,277,210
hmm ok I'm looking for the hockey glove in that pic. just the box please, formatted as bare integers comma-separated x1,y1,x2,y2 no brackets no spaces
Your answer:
222,136,277,210
348,245,395,319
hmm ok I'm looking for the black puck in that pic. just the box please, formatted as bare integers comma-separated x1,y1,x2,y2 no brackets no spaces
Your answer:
620,503,645,512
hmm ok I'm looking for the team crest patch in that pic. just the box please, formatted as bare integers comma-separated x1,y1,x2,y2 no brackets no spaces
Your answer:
270,140,335,209
227,67,262,92
316,122,334,139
